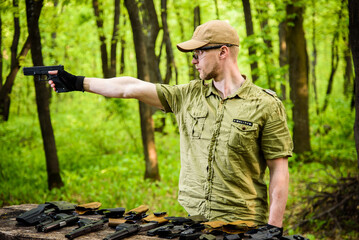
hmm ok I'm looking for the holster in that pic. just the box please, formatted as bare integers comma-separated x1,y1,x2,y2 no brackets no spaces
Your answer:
75,202,102,214
16,201,76,226
125,205,149,215
108,218,127,228
143,213,169,224
46,201,76,212
16,204,51,226
97,208,126,218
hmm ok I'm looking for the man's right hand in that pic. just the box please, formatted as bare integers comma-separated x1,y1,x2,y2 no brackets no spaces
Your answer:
48,69,85,92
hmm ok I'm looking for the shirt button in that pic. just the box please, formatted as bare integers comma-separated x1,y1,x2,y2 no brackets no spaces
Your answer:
242,127,246,130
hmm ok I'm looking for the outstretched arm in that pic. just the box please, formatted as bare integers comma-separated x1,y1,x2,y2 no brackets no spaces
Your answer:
83,77,163,109
48,70,163,110
266,157,289,228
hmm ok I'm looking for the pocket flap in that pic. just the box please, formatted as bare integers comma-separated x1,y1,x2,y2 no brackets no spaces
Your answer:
189,107,208,118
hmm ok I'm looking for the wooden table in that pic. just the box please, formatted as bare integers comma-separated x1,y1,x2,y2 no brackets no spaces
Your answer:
0,204,164,240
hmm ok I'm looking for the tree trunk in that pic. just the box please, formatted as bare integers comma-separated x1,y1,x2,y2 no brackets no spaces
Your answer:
0,0,20,121
124,0,160,181
11,0,20,70
0,13,2,88
257,5,275,90
143,0,162,85
191,5,201,80
310,0,319,115
154,0,177,133
48,0,59,99
348,0,359,167
214,0,219,19
25,0,63,189
343,34,354,98
92,0,110,78
173,2,194,81
321,31,339,112
161,0,177,85
278,21,288,100
0,37,31,121
92,0,120,77
286,2,311,154
322,0,345,112
242,0,259,82
110,0,120,77
119,2,126,75
119,18,126,75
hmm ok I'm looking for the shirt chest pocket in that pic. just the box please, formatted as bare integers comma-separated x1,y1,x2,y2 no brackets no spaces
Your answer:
228,122,259,152
186,108,208,139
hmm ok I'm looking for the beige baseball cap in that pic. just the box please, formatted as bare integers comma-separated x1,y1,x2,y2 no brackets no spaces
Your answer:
177,20,239,52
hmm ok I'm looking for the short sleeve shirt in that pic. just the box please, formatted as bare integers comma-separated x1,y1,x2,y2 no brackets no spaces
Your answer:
155,78,293,225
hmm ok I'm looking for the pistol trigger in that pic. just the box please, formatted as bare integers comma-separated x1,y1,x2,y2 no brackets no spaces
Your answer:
48,75,55,81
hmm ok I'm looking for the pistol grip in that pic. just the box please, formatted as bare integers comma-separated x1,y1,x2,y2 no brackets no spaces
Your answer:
50,75,69,93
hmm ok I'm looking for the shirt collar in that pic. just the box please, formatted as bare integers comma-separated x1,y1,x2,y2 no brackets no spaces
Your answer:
204,75,252,99
205,80,219,98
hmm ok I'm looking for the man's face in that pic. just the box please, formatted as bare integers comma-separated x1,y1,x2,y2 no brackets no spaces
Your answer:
192,49,220,80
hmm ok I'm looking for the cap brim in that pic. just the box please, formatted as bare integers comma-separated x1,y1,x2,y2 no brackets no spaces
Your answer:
176,39,208,52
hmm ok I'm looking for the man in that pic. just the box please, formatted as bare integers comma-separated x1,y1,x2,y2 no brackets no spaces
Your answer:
49,20,292,237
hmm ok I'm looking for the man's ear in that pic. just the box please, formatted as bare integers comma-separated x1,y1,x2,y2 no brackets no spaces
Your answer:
219,46,229,59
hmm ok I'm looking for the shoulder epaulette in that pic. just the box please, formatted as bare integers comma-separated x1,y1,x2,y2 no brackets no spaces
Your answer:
263,89,277,97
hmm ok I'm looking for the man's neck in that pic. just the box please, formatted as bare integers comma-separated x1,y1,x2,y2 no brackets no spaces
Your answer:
212,67,245,99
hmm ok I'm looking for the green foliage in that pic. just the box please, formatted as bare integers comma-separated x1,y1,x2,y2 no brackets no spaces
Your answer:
284,97,357,239
0,93,185,215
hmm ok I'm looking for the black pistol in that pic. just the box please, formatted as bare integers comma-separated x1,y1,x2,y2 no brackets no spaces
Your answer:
23,65,68,93
103,223,141,240
65,218,108,239
36,213,79,232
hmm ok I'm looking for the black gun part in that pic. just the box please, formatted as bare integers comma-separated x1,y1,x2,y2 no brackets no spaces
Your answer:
65,218,108,239
23,65,68,93
103,223,140,240
96,208,126,218
36,217,56,232
38,213,79,232
280,235,309,240
224,234,242,240
179,223,205,240
16,204,57,226
139,222,161,232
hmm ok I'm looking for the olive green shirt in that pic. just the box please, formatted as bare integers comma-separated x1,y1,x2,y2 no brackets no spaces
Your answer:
156,78,293,224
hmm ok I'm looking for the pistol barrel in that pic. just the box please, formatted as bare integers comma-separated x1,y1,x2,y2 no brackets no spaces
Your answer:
23,65,64,76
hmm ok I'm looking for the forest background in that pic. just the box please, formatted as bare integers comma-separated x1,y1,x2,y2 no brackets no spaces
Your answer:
0,0,358,239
